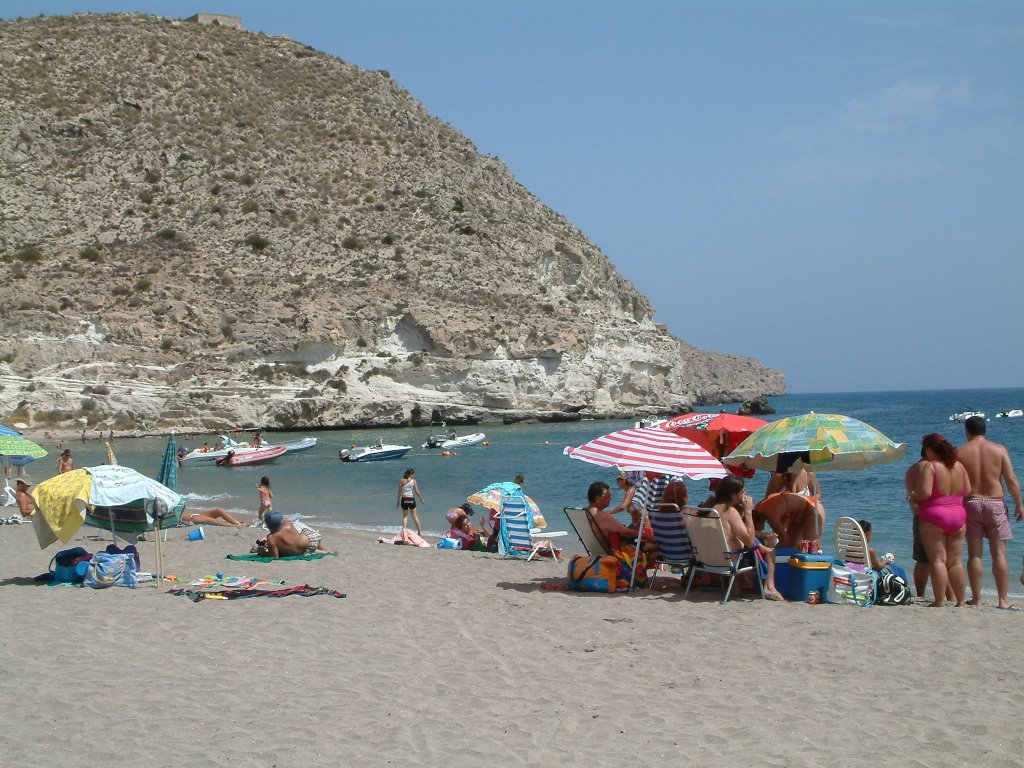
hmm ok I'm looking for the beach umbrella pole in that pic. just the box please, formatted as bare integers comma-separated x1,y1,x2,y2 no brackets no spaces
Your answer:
628,508,647,591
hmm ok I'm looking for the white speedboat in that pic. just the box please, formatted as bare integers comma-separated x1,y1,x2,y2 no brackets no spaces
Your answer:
421,425,486,449
339,440,412,462
949,411,985,423
179,434,318,465
634,416,666,429
996,409,1023,418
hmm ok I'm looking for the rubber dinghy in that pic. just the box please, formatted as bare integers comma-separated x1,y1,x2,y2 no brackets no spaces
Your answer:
216,446,286,466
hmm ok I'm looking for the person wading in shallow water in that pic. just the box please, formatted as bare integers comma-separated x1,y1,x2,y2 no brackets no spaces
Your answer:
57,449,74,474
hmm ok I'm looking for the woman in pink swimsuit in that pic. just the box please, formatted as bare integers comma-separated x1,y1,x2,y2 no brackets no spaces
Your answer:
910,433,970,607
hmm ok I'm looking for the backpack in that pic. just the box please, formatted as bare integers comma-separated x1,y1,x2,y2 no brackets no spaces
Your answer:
876,567,912,606
49,547,93,583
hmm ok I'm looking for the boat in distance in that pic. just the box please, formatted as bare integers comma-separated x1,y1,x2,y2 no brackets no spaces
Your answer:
421,424,486,449
949,411,985,423
179,434,318,465
216,445,287,466
339,441,413,462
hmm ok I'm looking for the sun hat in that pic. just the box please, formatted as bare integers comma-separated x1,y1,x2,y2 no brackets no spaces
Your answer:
14,477,32,488
264,509,284,533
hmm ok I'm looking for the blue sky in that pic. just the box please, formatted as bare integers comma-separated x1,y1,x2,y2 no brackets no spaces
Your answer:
5,1,1023,393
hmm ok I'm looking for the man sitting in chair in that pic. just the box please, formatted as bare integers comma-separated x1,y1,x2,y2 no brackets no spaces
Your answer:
710,476,784,600
586,481,657,559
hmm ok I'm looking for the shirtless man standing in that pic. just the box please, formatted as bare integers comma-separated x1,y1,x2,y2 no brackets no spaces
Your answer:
957,416,1022,609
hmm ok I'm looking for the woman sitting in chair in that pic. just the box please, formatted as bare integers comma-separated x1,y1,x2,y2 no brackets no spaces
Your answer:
711,476,784,600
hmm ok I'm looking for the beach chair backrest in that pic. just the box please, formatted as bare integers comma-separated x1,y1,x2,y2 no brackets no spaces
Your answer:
564,507,612,556
648,503,693,565
684,508,734,568
499,490,533,557
834,516,869,566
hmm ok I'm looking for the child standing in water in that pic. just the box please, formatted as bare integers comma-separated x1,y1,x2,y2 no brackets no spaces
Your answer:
396,468,424,536
253,476,273,528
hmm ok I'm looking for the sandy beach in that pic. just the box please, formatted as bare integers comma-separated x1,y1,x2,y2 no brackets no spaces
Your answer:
1,517,1021,768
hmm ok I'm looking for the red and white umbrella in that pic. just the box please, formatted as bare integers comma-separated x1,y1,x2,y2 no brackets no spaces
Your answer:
563,427,728,480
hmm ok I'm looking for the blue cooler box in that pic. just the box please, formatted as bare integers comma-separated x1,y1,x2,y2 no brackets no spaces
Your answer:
772,547,798,595
783,552,834,602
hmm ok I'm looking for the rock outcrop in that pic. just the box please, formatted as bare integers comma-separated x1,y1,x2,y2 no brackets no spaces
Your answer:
0,13,784,433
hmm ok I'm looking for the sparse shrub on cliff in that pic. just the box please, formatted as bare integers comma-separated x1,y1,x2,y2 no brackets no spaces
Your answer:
111,286,130,297
157,228,176,239
79,245,103,262
241,199,258,213
139,190,154,204
144,168,161,183
83,384,111,395
14,246,42,264
342,235,363,250
160,338,173,350
134,277,152,291
246,233,269,250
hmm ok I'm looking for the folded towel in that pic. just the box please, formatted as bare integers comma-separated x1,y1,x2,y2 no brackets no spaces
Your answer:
226,552,337,562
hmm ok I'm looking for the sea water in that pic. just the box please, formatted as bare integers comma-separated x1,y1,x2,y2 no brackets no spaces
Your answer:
29,387,1024,595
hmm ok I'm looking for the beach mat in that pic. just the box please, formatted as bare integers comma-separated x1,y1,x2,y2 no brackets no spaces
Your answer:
227,552,337,562
168,584,346,601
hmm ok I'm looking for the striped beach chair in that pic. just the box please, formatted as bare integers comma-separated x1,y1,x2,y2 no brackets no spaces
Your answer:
647,503,695,589
498,488,567,561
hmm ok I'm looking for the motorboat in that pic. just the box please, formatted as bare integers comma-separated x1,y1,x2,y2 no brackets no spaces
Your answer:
421,424,486,449
634,416,666,429
949,411,985,423
339,440,413,462
179,434,318,465
216,445,287,467
996,409,1023,418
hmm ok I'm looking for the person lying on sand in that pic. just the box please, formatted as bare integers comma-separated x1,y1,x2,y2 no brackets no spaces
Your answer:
257,510,326,557
181,508,244,528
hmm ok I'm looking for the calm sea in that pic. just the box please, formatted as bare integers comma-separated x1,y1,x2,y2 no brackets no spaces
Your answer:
25,387,1024,595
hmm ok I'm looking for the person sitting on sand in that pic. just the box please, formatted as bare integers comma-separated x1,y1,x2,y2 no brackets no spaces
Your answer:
711,476,784,600
447,512,490,551
15,478,35,517
257,510,327,557
181,507,244,528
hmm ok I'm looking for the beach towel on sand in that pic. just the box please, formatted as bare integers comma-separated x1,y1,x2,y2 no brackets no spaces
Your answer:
227,552,337,562
168,584,346,602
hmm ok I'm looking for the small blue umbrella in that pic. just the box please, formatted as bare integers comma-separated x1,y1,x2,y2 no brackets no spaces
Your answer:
157,432,177,490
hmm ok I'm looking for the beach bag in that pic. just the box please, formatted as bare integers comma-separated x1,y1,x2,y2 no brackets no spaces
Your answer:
436,537,462,550
828,565,874,606
567,554,621,592
49,547,93,583
876,567,912,606
83,551,138,589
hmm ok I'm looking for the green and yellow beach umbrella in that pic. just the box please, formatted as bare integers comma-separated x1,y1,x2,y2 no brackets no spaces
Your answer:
0,433,47,459
723,412,907,473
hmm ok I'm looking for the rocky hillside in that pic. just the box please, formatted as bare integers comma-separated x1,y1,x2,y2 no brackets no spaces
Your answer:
0,13,784,433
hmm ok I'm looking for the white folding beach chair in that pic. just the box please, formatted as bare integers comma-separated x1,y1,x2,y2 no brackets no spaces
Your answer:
564,507,613,557
683,507,764,604
499,491,567,561
832,516,876,606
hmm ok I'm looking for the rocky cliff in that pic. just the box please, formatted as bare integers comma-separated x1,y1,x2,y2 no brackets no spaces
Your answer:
0,13,784,433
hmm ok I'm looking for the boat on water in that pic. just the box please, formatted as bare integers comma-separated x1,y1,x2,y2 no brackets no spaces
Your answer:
634,416,667,429
421,424,486,449
949,411,985,423
216,445,287,467
996,409,1023,418
339,440,413,462
179,434,318,465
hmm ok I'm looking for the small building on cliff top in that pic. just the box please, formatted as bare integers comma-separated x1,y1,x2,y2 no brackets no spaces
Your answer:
184,13,242,29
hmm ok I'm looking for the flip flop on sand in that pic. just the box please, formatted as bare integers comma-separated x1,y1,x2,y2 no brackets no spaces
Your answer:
996,605,1019,611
